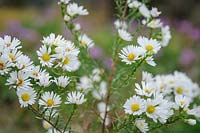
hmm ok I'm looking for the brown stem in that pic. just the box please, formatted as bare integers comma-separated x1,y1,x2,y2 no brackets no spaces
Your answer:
101,1,128,133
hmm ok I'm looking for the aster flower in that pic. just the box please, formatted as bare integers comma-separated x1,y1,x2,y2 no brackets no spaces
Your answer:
92,81,107,100
65,91,86,105
123,95,145,115
16,55,33,71
77,76,93,93
0,54,12,75
175,95,191,108
42,33,66,46
161,25,171,47
38,72,51,87
128,0,141,8
6,71,32,90
17,87,36,107
150,7,161,17
114,19,127,30
78,34,94,48
0,35,22,50
39,91,62,108
137,36,161,53
147,19,163,28
118,29,132,41
135,119,149,133
37,45,55,67
54,76,70,88
119,45,145,64
66,3,88,17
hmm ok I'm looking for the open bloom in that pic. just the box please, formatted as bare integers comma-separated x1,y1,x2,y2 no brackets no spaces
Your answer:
175,95,191,108
42,33,66,46
37,45,55,67
119,45,145,64
17,87,36,107
0,55,12,75
67,3,88,17
65,91,86,105
135,119,149,133
137,36,161,53
123,95,145,115
6,71,32,90
39,91,62,108
54,76,70,88
0,35,22,50
118,29,132,41
78,34,94,48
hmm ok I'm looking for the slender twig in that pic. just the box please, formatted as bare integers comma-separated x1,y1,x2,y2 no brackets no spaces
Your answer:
28,105,62,133
101,1,128,133
63,105,76,133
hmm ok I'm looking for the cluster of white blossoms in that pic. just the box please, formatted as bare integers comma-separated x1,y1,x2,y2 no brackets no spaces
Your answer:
116,0,172,67
123,71,200,132
1,0,199,132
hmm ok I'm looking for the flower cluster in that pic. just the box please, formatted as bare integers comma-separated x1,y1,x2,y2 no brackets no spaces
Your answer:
0,0,199,132
123,71,200,132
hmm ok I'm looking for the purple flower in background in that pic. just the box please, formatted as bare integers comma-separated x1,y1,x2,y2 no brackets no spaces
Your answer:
179,48,196,67
103,57,113,69
89,46,103,59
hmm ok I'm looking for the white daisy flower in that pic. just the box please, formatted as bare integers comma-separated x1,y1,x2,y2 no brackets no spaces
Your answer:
150,7,161,17
54,76,70,88
139,4,151,18
114,19,127,30
119,45,145,64
135,119,149,133
77,76,93,93
147,19,163,28
128,0,141,8
135,81,156,97
137,36,161,53
16,55,33,71
55,40,79,57
42,33,65,46
0,35,22,50
30,66,44,79
123,95,145,115
161,25,171,47
65,91,86,105
6,71,32,90
118,29,132,41
17,87,36,107
92,81,107,100
145,98,161,122
5,49,22,63
175,95,191,108
78,34,94,48
142,71,154,82
37,45,55,67
0,54,12,75
39,91,62,108
60,54,81,72
38,72,51,87
145,56,156,66
67,3,88,17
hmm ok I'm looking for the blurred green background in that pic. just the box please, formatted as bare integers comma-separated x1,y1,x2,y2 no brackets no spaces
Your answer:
0,0,200,132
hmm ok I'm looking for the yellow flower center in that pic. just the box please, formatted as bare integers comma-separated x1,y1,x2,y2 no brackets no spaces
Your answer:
42,53,50,62
0,62,5,70
16,78,23,86
21,93,30,102
144,88,151,94
145,44,153,51
81,41,86,47
127,53,135,61
131,104,140,111
180,101,185,106
147,105,155,114
32,72,39,77
63,56,70,65
46,99,54,107
176,87,183,94
9,53,16,61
